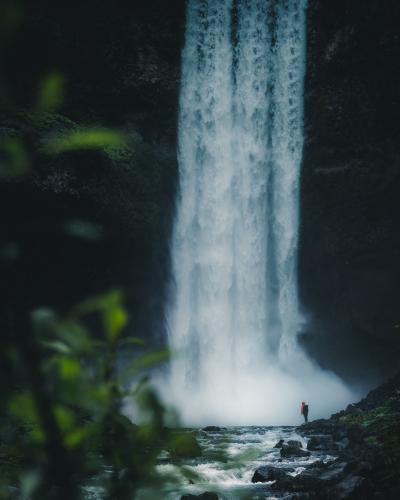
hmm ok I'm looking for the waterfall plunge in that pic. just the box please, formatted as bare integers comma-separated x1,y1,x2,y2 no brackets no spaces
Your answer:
165,0,357,426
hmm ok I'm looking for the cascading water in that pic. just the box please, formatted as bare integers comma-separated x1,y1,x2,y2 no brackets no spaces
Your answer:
165,0,357,425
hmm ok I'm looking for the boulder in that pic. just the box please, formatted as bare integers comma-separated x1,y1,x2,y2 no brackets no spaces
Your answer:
292,472,326,492
251,465,287,483
334,437,350,451
280,444,311,458
306,435,334,451
287,440,302,448
318,462,347,482
334,474,367,499
201,426,223,432
273,469,327,493
274,438,285,448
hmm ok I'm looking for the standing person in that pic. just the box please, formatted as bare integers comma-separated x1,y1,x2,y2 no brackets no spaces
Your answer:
300,402,309,423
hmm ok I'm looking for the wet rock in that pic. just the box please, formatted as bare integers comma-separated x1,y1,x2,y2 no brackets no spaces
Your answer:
317,462,347,482
333,437,350,451
201,426,223,432
306,460,328,469
292,472,327,492
306,435,334,451
333,474,367,499
274,438,285,448
181,493,219,500
288,440,303,448
280,444,311,458
273,468,328,493
251,465,287,483
344,460,373,477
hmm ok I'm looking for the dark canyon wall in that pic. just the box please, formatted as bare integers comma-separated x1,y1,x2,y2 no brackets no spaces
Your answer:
1,0,399,384
299,0,400,387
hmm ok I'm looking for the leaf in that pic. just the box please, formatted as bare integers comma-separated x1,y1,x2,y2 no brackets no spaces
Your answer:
0,137,30,179
69,290,129,342
70,289,121,318
105,304,128,343
118,350,170,382
41,340,71,354
9,393,38,425
44,128,126,154
36,72,65,113
119,337,146,346
55,321,93,353
64,426,93,449
168,432,202,458
54,406,75,432
59,357,81,381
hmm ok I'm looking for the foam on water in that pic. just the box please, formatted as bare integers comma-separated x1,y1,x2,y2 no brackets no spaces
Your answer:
142,426,337,500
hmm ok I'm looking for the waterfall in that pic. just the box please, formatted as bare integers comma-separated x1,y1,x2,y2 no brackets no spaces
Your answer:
165,0,356,425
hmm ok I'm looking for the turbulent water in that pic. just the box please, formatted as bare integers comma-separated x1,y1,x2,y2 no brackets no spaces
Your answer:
138,426,337,500
165,0,357,425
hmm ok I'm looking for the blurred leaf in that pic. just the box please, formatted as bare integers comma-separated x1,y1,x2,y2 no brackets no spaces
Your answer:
55,321,93,354
44,128,126,154
31,308,56,335
59,357,81,381
9,393,37,425
132,350,170,371
20,470,41,499
41,340,71,355
119,337,146,346
168,432,202,459
119,350,170,383
36,73,65,113
0,137,30,179
54,406,74,433
65,426,93,449
8,393,45,444
105,304,128,343
70,290,128,342
64,219,104,241
71,289,120,318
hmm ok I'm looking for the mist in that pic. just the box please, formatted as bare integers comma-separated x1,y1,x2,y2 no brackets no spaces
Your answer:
157,353,360,427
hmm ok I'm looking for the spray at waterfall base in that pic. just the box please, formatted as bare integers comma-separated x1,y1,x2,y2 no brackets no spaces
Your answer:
158,336,358,427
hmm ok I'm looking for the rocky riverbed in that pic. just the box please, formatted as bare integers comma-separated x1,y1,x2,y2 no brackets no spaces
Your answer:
136,372,400,499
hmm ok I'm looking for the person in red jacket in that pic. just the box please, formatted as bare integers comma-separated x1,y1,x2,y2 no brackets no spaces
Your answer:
300,401,309,423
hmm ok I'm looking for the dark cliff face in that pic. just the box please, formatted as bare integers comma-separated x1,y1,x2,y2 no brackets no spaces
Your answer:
1,0,186,341
299,0,400,386
1,1,399,382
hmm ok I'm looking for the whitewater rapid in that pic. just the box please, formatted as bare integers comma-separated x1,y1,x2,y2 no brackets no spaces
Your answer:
165,0,357,425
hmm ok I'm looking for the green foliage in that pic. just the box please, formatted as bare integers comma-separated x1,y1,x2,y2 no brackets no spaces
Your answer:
0,7,180,498
44,128,127,155
1,290,187,499
36,73,65,114
338,395,400,487
0,136,30,179
168,432,202,459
